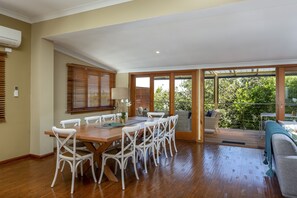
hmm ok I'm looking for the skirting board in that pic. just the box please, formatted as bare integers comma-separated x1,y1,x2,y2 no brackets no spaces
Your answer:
0,152,54,165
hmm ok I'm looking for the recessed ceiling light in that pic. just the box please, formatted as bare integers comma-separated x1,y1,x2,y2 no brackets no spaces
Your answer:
156,51,160,54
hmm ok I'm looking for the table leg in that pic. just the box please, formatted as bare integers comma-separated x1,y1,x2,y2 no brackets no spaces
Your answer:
84,142,119,182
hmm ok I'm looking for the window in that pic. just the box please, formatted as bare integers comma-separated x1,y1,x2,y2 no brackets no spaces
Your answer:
67,63,115,114
0,52,6,122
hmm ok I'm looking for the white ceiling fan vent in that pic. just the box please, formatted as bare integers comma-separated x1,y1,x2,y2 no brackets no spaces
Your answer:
0,26,22,48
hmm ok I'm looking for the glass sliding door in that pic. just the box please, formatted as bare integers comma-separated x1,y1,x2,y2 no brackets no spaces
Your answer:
131,71,197,141
285,70,297,119
174,75,193,132
135,77,150,116
154,76,170,116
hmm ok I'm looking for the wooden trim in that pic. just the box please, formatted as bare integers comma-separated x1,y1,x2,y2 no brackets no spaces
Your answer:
129,69,197,76
202,65,290,71
0,152,54,165
199,70,204,143
0,154,30,165
29,152,54,159
276,67,285,121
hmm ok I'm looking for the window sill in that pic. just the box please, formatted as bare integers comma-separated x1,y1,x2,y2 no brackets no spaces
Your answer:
67,106,115,114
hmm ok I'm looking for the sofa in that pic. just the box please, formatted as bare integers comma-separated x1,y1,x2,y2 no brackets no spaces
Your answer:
265,121,297,198
204,109,221,133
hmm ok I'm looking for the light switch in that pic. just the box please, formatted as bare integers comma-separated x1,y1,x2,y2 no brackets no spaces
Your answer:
14,86,19,97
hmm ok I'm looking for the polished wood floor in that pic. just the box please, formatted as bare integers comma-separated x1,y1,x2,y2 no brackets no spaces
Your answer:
0,141,282,198
205,128,265,149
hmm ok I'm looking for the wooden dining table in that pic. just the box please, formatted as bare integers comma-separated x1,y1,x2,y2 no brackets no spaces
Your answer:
44,116,150,182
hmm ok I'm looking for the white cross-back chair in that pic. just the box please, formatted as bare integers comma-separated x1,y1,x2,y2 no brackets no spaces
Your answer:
165,114,179,156
60,118,81,128
84,116,101,124
99,125,140,190
147,112,165,119
101,114,116,122
60,118,86,172
154,117,169,164
135,121,158,173
51,127,97,194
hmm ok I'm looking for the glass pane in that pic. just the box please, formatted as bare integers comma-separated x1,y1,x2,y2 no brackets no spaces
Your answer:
154,76,169,115
73,69,86,108
285,71,297,119
88,75,99,107
100,74,110,106
175,75,192,132
204,78,215,110
135,77,150,116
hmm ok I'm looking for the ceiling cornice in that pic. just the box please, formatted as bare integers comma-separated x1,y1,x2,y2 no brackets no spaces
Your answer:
0,0,132,24
0,7,31,23
31,0,132,23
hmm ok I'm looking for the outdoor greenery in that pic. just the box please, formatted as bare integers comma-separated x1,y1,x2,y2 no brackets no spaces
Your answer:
205,76,297,130
154,79,192,112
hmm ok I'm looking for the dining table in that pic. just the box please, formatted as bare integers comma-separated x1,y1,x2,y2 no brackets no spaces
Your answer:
44,116,151,182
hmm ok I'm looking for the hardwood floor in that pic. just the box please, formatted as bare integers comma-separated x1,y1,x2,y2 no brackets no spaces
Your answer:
205,128,265,149
0,141,283,198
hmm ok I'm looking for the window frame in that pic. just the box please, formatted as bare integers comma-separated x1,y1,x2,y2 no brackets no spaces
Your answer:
0,52,6,123
67,63,115,114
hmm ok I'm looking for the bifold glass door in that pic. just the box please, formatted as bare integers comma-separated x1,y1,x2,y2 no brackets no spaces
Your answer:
131,71,197,141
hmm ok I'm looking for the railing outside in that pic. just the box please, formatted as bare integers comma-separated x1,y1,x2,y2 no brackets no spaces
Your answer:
205,103,276,130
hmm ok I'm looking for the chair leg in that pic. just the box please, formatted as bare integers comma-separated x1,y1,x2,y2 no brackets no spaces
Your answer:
121,165,125,190
163,140,168,159
51,160,60,188
173,135,178,153
168,137,173,157
156,143,160,164
133,156,139,180
152,145,158,166
80,161,83,177
71,163,76,194
60,161,65,172
143,149,148,173
90,158,97,183
98,158,105,184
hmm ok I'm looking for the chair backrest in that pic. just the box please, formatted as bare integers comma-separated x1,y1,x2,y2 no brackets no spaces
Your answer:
147,112,165,119
112,125,140,157
141,121,158,146
156,117,169,138
169,114,179,135
84,116,101,124
101,114,116,122
52,126,77,157
60,118,81,128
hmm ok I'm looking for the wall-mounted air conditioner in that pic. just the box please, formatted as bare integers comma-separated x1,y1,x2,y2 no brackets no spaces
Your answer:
0,26,22,48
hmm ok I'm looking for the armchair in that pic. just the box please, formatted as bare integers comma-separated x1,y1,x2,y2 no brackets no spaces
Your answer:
204,110,221,133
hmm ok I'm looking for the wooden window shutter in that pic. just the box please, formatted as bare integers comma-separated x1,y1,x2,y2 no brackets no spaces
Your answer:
0,53,6,123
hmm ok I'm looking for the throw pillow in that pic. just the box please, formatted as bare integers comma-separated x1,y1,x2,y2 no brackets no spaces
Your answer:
206,110,212,117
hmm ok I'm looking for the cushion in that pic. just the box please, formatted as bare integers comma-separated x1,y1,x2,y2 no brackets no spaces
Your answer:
211,110,218,118
205,110,212,117
278,120,297,143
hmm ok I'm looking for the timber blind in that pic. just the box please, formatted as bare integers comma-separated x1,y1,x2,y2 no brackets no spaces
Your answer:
67,63,115,114
0,52,6,122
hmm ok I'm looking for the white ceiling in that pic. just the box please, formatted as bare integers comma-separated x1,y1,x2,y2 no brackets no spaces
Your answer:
2,0,297,73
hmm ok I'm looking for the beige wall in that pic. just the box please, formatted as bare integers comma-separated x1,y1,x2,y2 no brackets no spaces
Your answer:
54,51,115,126
0,0,239,158
0,15,31,161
